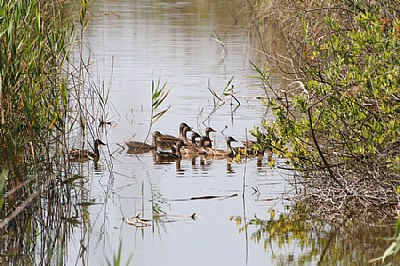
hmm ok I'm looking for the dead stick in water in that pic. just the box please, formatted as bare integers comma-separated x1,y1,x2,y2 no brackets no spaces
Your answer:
168,193,238,201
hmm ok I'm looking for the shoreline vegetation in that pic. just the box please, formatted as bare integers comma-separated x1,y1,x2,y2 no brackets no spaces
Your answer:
0,0,70,264
246,0,400,262
247,0,400,222
0,1,106,264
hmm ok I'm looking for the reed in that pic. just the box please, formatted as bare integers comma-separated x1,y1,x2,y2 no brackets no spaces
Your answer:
0,0,73,210
139,78,172,143
0,1,93,265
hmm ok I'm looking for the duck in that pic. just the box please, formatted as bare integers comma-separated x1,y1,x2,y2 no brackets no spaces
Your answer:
179,122,192,141
125,132,159,153
200,127,216,148
237,134,270,156
191,132,201,146
69,139,106,162
180,132,203,155
126,141,154,150
181,125,193,145
200,136,237,157
153,123,192,150
155,140,186,161
152,130,179,150
126,141,154,154
234,140,261,156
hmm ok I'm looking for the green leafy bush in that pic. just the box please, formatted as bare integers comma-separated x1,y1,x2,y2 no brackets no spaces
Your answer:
252,2,400,218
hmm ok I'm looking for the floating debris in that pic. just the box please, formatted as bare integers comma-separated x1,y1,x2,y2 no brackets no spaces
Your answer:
124,214,151,228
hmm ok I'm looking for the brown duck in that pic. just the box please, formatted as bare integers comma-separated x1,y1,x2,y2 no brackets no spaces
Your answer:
201,127,216,148
236,134,269,156
125,131,160,153
153,123,192,150
155,140,186,160
69,139,106,162
181,132,203,155
200,136,237,157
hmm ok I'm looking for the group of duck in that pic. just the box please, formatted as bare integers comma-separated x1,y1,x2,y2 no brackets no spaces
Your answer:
68,122,264,163
125,122,264,161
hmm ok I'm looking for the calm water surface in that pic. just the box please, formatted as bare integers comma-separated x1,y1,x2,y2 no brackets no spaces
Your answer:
64,1,393,265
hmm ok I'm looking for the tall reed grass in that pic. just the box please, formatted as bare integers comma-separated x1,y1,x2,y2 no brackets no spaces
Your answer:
0,1,90,265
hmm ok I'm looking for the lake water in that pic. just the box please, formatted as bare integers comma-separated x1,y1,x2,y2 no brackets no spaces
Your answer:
63,1,395,265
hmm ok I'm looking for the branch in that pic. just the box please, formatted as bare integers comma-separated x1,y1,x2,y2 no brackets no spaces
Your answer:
307,107,345,190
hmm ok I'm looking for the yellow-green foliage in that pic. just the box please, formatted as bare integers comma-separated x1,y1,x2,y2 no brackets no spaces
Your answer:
255,6,400,171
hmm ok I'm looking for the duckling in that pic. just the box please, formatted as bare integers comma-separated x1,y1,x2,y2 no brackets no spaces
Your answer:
126,141,154,154
181,132,202,155
238,134,270,156
69,139,106,162
153,123,192,149
213,136,237,157
234,140,260,156
181,125,193,145
200,136,237,157
191,132,201,146
200,127,216,148
125,132,158,153
152,130,179,150
126,141,154,150
179,122,192,140
155,140,185,160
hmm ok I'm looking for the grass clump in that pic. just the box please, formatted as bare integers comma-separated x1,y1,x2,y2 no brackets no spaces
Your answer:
0,1,72,178
0,1,81,264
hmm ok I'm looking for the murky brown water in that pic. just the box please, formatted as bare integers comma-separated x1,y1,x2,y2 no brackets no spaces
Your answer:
64,1,396,265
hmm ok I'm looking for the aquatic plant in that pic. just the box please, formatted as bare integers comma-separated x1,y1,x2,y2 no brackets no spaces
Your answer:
151,78,171,124
137,78,172,143
208,76,240,108
211,31,228,59
105,240,133,266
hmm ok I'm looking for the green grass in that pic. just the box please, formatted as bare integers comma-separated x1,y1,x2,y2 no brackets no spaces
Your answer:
0,1,92,264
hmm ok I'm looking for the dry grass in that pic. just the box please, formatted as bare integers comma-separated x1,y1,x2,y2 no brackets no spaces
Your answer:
296,165,400,223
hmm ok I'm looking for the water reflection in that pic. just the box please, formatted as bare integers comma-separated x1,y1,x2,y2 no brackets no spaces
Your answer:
148,149,240,175
232,209,399,265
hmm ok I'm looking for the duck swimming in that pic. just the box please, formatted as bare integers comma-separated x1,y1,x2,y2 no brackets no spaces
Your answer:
153,123,192,150
200,127,216,148
237,134,269,156
200,136,237,157
152,130,179,150
69,139,106,162
125,131,160,153
181,125,193,145
179,122,192,142
155,140,186,161
180,132,203,155
191,132,201,146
